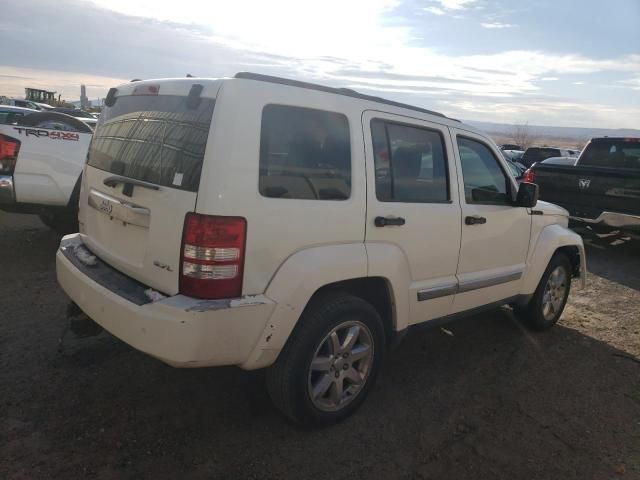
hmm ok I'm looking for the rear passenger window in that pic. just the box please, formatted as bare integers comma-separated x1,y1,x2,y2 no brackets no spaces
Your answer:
259,105,351,200
371,119,449,203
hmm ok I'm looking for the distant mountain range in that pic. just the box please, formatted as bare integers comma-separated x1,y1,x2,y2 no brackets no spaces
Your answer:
464,120,640,141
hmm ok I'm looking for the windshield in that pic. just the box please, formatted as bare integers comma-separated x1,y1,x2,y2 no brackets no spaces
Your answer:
87,94,215,191
523,148,561,164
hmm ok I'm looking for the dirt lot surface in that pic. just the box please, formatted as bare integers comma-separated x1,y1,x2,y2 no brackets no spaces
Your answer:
1,211,639,479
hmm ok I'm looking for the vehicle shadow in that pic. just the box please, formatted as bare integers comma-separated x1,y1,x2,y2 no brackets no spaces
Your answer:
5,309,638,480
575,227,640,291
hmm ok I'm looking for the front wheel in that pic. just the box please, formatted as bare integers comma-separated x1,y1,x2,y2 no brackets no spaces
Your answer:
517,253,572,330
266,293,385,426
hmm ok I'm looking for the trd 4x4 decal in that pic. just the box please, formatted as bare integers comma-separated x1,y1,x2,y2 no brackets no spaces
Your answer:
13,127,80,141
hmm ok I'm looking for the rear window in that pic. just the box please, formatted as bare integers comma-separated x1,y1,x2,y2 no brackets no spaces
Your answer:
522,148,561,164
88,94,215,192
579,139,640,169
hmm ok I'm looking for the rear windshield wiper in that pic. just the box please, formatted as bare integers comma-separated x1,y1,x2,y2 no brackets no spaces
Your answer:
103,175,160,197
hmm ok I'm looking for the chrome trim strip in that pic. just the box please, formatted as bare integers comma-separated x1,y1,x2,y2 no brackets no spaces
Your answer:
457,271,522,293
416,271,522,301
417,283,458,301
88,189,150,228
0,175,15,204
571,211,640,229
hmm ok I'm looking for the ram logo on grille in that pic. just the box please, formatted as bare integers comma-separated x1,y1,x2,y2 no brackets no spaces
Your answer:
578,179,591,190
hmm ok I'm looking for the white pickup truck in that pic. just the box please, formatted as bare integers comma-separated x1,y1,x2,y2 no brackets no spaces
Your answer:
0,116,92,232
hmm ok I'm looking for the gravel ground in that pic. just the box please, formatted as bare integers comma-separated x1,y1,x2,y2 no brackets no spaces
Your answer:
1,211,639,479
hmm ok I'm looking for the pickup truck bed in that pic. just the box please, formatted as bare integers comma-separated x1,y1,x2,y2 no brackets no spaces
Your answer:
529,137,640,232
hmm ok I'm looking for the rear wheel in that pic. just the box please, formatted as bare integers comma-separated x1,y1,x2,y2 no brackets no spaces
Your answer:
266,293,384,426
517,253,572,330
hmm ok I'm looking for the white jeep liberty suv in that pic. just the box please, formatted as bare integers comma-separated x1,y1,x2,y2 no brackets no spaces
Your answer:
56,73,586,425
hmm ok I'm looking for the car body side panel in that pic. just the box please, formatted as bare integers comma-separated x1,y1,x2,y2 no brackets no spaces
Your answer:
241,243,369,369
522,223,586,294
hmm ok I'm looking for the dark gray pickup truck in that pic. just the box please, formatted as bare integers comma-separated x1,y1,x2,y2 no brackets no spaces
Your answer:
526,137,640,234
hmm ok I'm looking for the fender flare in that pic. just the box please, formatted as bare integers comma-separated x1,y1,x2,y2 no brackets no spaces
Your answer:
522,224,587,294
240,242,410,370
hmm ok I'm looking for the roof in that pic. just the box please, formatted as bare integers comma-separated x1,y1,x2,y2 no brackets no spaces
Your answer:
234,72,456,121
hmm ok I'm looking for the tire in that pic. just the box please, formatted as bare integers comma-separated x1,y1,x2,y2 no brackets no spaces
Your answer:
517,253,572,331
266,293,385,426
39,211,78,234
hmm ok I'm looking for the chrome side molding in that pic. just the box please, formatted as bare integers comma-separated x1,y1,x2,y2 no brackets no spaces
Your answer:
417,270,523,301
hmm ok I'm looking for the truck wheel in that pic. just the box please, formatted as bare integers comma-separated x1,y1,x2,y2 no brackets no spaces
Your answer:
517,253,572,331
39,212,78,234
266,293,385,426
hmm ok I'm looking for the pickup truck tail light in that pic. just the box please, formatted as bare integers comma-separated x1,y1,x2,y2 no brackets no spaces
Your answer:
180,213,247,300
523,168,535,183
0,134,20,175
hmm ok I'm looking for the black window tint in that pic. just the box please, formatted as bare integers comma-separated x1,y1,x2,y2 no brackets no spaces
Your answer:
522,147,561,165
87,94,215,192
579,140,640,169
457,137,510,205
259,105,351,200
371,119,449,203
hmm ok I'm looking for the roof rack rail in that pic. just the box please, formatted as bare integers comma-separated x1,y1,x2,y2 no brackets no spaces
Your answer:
234,72,453,120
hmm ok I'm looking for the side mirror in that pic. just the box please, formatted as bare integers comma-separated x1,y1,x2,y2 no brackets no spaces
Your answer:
516,182,538,208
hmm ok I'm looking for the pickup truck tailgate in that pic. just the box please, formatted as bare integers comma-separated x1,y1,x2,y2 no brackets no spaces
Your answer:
535,164,640,219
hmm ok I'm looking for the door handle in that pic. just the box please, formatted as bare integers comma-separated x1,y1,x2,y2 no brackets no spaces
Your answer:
375,216,406,227
465,215,487,225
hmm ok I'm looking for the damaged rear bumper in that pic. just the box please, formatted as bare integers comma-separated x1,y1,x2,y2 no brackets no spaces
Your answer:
56,234,276,368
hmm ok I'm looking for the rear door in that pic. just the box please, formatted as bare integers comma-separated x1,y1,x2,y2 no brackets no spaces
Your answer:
363,111,462,325
79,81,220,295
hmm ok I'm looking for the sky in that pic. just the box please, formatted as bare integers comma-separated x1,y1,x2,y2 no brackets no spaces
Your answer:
0,0,639,128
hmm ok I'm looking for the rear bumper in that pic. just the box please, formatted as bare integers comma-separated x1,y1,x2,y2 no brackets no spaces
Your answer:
56,234,276,368
571,211,640,231
0,175,15,204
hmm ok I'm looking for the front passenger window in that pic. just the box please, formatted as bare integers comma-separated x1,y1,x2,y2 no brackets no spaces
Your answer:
457,137,511,205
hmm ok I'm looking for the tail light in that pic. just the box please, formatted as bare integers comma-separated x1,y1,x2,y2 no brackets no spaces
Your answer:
180,213,247,300
523,168,535,183
0,134,20,175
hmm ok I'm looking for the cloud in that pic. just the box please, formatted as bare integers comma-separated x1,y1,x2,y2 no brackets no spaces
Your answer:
481,22,516,29
0,66,128,99
619,77,640,90
433,0,477,10
573,81,585,85
445,99,640,129
2,0,638,128
540,77,559,81
422,0,476,15
423,6,446,15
